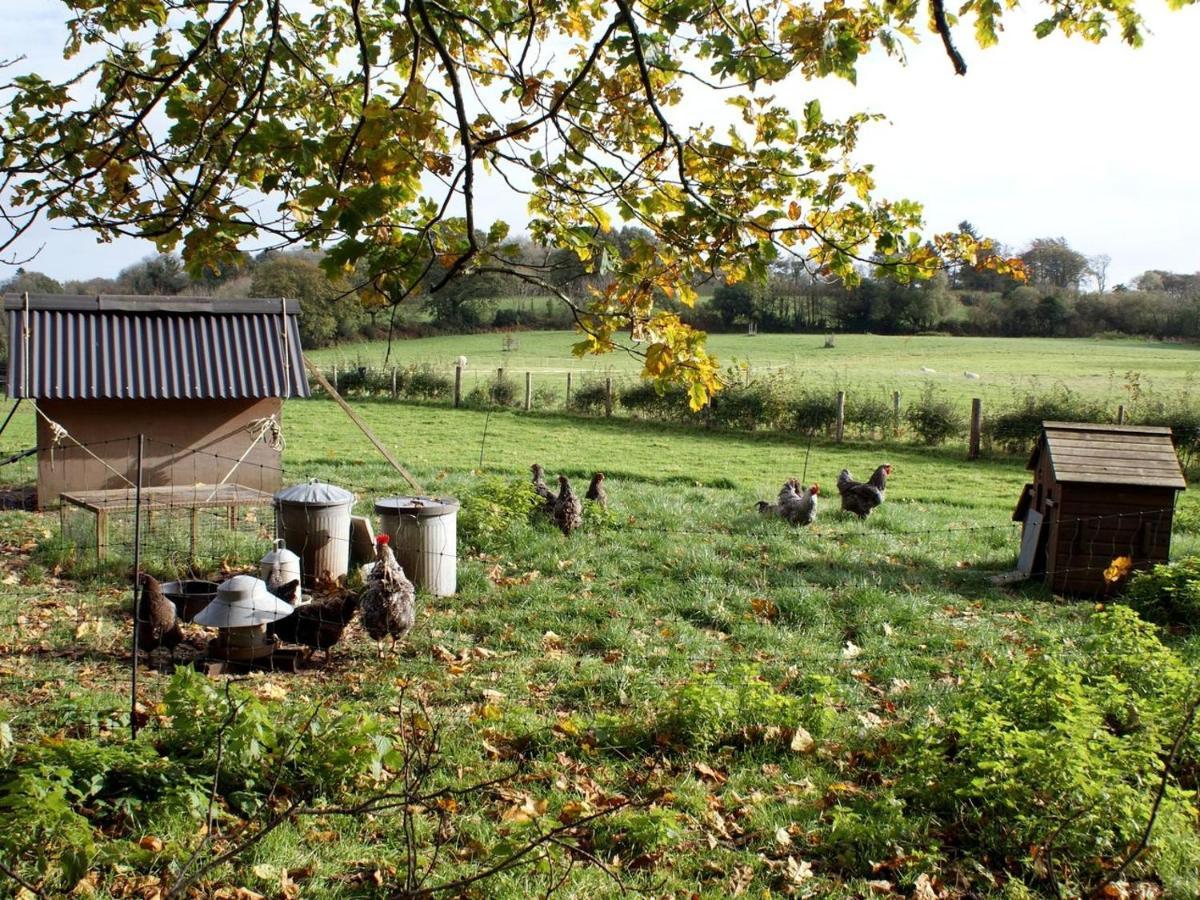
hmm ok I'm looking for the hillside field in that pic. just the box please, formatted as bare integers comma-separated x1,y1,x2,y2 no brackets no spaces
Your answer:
1,371,1199,896
308,330,1200,406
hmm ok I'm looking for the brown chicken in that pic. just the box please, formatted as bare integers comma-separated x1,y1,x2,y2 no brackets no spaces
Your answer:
360,535,416,656
531,463,555,509
137,573,183,659
585,472,607,508
837,464,892,519
552,474,583,536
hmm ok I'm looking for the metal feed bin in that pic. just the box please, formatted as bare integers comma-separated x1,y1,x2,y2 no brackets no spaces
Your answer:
375,496,459,596
274,479,356,584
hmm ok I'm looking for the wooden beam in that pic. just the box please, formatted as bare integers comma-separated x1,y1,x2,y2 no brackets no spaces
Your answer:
303,355,423,494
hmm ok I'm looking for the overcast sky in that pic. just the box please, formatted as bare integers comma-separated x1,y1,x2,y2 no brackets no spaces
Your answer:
3,1,1198,288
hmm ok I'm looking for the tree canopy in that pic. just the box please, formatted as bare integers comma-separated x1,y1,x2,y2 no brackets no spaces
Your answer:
0,0,1183,405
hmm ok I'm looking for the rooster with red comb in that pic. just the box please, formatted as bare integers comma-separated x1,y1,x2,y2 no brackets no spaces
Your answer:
360,532,416,656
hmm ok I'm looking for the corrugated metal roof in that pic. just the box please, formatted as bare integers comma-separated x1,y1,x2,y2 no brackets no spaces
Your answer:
4,295,310,400
1030,421,1187,489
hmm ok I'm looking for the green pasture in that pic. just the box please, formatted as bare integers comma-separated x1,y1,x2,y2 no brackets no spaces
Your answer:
308,330,1200,406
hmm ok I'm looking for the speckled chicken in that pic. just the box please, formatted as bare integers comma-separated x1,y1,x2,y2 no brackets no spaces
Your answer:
837,464,891,519
360,535,416,655
137,573,183,659
552,474,583,536
585,472,607,508
778,479,820,525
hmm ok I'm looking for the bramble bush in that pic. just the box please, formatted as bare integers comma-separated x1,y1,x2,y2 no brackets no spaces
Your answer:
905,384,965,445
1121,557,1200,632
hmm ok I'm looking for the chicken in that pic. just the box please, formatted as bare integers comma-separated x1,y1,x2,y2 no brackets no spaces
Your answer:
837,464,892,519
266,567,301,606
585,472,607,508
531,463,555,509
136,573,183,660
778,479,820,525
266,591,359,663
360,535,416,656
552,474,583,536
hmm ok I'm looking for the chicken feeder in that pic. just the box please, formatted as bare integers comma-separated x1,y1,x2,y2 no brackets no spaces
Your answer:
375,496,459,596
273,479,356,585
259,539,303,604
194,574,294,663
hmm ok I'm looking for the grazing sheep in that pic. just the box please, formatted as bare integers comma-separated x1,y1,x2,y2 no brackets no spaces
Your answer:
920,366,936,374
964,371,980,379
455,355,468,369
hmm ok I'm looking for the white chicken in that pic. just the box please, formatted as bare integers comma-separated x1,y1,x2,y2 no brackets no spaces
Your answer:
359,534,416,656
778,479,819,525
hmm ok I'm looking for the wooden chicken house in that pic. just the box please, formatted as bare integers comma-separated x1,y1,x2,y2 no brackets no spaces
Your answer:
4,295,309,508
1012,422,1186,595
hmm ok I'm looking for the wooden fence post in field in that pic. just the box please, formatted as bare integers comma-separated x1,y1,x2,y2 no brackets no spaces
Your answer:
524,372,532,411
332,366,338,393
1117,404,1126,425
454,364,463,408
892,390,901,435
605,377,614,417
969,398,982,460
566,372,573,406
835,390,845,442
391,366,397,399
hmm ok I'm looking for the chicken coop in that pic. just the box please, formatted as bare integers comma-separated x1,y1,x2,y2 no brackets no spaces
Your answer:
4,295,309,518
1012,421,1186,595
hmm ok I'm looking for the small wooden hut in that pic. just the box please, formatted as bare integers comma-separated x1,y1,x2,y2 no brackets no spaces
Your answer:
4,295,309,508
1012,421,1186,595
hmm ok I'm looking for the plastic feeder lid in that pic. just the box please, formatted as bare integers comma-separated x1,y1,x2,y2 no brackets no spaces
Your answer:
273,478,355,507
375,496,460,517
193,574,294,627
259,538,300,567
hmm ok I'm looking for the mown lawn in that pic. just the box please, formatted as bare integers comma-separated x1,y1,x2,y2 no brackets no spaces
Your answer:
1,397,1199,897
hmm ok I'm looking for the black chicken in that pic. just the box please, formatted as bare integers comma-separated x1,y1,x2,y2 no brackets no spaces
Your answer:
266,591,359,664
837,464,892,519
137,573,183,660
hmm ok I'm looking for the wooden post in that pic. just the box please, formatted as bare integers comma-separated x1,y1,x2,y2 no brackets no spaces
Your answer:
497,366,504,381
604,377,613,417
454,364,463,408
969,398,982,460
566,372,573,406
391,366,398,399
95,509,108,562
892,390,901,435
835,390,845,442
332,366,338,393
189,507,200,558
524,372,532,411
1117,404,1126,425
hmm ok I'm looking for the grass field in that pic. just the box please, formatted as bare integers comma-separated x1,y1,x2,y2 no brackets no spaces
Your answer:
308,330,1200,405
2,378,1200,895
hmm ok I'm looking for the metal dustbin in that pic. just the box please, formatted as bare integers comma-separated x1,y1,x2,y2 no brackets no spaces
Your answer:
274,479,356,584
375,496,459,596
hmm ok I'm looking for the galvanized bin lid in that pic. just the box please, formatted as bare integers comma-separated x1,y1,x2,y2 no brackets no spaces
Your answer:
194,574,294,627
375,496,460,518
274,478,356,508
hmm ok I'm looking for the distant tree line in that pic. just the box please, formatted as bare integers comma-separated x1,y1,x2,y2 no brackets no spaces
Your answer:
2,224,1198,353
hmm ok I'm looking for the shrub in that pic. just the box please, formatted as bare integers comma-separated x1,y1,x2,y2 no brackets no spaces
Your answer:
618,381,690,421
786,390,839,434
569,381,610,415
904,384,964,445
844,392,893,437
465,373,516,408
493,307,524,328
1121,557,1200,631
988,388,1111,454
457,476,541,549
706,381,786,431
401,363,452,400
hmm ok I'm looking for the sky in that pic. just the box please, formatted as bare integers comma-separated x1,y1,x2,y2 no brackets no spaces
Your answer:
2,1,1199,288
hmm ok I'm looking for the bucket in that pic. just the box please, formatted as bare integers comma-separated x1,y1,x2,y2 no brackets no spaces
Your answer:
374,496,459,596
273,480,356,584
161,580,219,622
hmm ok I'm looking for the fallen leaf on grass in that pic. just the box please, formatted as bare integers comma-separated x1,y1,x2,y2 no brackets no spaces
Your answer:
137,835,164,852
694,761,727,783
789,726,815,753
842,641,862,659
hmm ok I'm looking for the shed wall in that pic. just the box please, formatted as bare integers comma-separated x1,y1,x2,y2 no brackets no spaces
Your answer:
35,398,283,507
1046,484,1177,595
